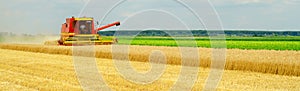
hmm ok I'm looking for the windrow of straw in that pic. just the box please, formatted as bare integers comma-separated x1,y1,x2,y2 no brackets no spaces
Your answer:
0,43,300,76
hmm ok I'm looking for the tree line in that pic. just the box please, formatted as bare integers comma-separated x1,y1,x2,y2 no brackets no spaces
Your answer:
98,30,300,37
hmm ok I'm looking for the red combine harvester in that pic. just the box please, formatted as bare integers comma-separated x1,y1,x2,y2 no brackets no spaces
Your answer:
55,16,120,46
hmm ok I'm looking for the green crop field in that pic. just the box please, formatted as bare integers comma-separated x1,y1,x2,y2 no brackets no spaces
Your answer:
117,36,300,51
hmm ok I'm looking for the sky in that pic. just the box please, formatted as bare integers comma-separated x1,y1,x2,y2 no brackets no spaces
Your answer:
0,0,299,34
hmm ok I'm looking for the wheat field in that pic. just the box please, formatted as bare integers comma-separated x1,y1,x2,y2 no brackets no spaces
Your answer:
0,44,300,76
1,47,300,90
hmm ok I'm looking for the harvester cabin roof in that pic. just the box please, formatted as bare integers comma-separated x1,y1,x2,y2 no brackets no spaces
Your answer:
74,17,93,21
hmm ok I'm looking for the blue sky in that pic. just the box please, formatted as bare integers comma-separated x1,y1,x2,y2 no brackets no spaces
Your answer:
0,0,299,34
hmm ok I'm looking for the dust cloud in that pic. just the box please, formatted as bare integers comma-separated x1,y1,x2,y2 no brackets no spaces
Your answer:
0,34,59,44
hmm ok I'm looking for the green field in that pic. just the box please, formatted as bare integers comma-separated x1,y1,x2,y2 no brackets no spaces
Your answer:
118,36,300,51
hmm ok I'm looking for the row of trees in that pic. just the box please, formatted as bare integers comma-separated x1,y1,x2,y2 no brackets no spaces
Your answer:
98,30,300,37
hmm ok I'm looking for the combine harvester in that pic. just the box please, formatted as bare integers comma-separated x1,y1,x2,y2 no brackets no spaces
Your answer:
45,16,120,46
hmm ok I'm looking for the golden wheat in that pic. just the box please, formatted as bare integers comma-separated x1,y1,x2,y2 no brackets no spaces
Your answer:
0,43,300,76
1,48,300,90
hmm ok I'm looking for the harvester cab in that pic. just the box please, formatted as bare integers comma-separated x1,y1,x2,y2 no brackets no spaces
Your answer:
58,16,120,46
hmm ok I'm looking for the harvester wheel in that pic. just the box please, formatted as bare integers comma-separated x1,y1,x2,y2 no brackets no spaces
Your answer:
113,38,118,44
58,40,63,45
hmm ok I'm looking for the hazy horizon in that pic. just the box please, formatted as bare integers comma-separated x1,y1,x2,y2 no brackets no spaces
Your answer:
1,29,300,35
